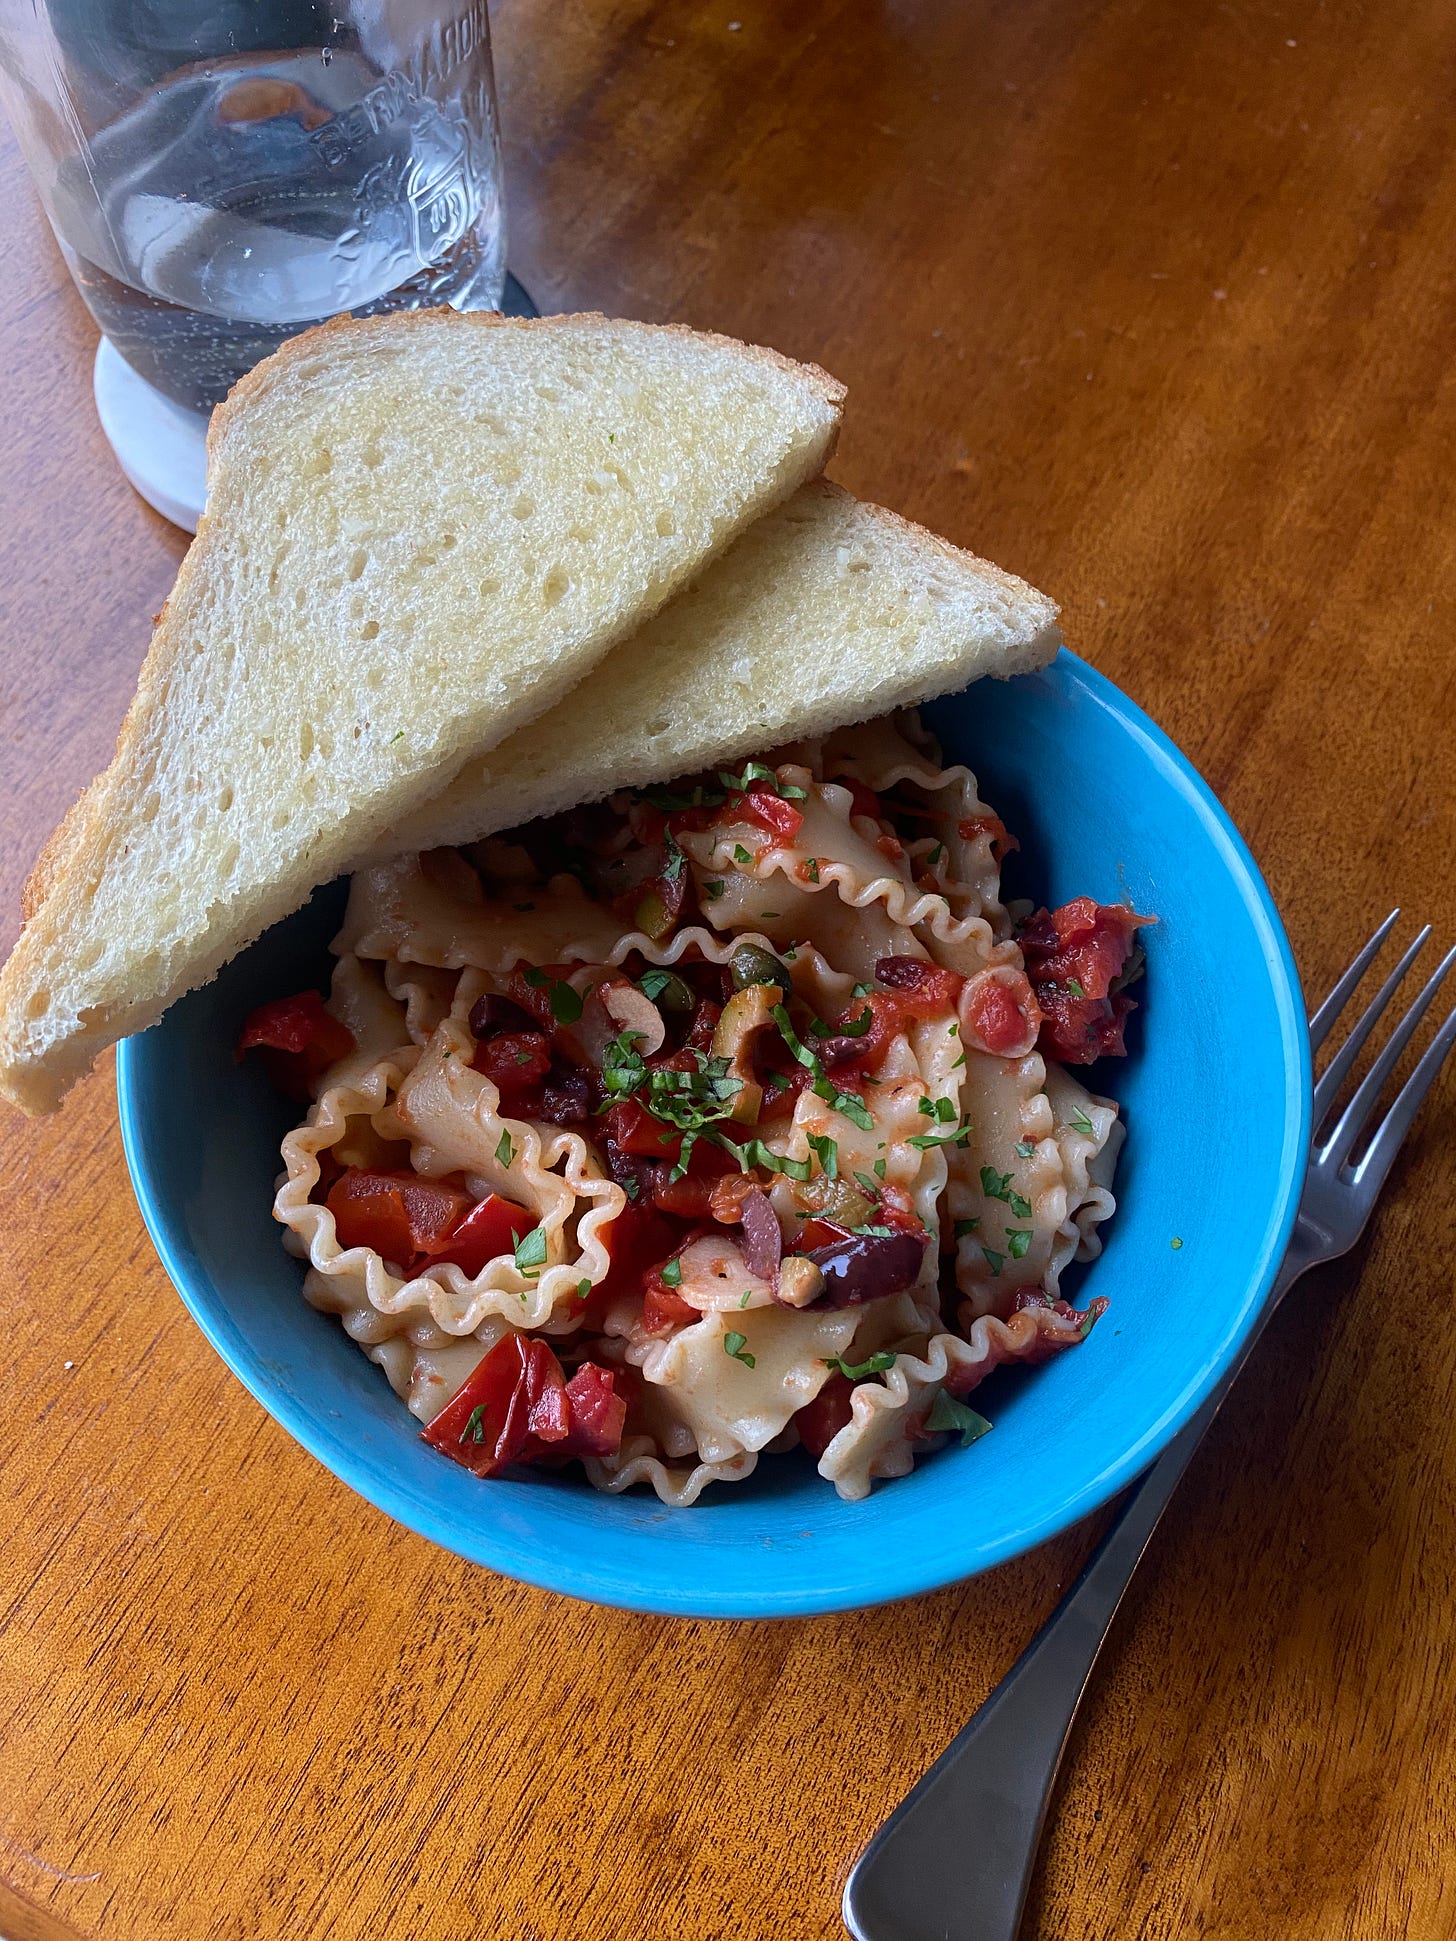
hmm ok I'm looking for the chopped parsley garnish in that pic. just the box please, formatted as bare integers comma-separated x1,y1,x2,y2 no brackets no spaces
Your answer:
951,1052,966,1070
1066,977,1086,999
766,1071,791,1092
928,842,944,865
1171,1235,1184,1251
980,1166,1015,1202
873,1158,887,1179
853,1169,882,1199
576,1278,592,1300
601,1030,648,1099
953,1217,980,1238
925,1390,993,1447
623,1175,641,1202
851,981,873,999
718,761,808,802
909,1127,972,1150
514,1225,548,1275
771,1003,873,1130
1069,1107,1096,1136
807,1132,839,1179
661,1258,683,1288
495,1130,515,1168
738,1289,752,1307
518,963,583,1023
638,969,672,1003
1007,1189,1033,1220
514,1049,533,1066
829,1006,873,1039
1006,1228,1033,1259
522,966,548,987
917,1095,958,1123
1016,1138,1037,1158
823,1350,897,1379
724,1330,756,1368
662,830,686,884
731,1139,811,1182
981,1245,1005,1275
460,1404,487,1445
849,1223,894,1238
704,878,725,900
806,858,820,884
760,911,781,920
733,843,753,865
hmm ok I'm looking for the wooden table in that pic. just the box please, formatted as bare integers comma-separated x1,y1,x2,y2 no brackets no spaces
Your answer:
3,2,1455,1936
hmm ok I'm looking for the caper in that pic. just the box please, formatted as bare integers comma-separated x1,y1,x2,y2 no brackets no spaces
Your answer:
730,943,792,992
637,969,695,1012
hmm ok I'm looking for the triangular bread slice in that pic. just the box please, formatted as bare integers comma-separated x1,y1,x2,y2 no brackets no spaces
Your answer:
0,310,844,1114
370,479,1061,857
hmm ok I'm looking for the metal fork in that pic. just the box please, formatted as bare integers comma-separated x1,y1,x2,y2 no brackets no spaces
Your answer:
843,912,1456,1941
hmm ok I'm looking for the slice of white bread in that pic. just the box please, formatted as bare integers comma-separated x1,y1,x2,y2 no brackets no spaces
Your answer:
370,479,1061,857
0,310,844,1115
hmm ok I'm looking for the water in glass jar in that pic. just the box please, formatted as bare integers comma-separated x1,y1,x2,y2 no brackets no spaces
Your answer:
48,44,504,413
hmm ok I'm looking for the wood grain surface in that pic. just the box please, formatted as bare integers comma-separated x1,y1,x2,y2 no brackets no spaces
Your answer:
3,1,1455,1936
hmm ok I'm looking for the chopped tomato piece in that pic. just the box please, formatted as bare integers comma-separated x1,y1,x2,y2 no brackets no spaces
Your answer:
876,832,906,863
796,1374,855,1459
421,1333,570,1477
604,1098,683,1161
236,989,355,1095
962,970,1042,1058
598,1204,681,1302
434,1193,535,1277
794,1216,854,1254
738,783,804,842
651,1136,738,1217
642,1279,700,1334
326,1169,472,1264
839,777,884,823
874,956,966,1009
1020,898,1151,1064
471,1028,552,1109
559,1363,627,1458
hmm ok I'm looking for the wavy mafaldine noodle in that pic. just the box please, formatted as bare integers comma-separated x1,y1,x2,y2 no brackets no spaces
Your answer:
243,708,1144,1502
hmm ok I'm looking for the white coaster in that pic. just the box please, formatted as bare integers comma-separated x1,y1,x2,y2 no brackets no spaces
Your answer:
93,335,209,532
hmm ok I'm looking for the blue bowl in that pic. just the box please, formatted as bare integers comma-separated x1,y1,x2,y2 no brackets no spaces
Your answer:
118,650,1310,1618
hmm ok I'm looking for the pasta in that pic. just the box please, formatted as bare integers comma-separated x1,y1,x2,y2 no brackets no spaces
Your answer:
239,711,1150,1503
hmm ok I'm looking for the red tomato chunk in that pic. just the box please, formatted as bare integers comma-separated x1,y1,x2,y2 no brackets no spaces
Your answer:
1020,897,1152,1064
422,1334,624,1476
236,989,355,1095
737,783,804,842
796,1374,855,1459
324,1169,532,1276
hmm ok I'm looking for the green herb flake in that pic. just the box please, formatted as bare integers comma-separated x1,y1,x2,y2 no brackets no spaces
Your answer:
873,1158,887,1179
953,1217,980,1238
853,1169,882,1199
806,858,821,885
739,1289,752,1307
460,1404,487,1445
980,1166,1015,1202
638,969,671,1003
514,1050,533,1067
704,879,726,901
1006,1228,1033,1260
1067,978,1087,999
390,729,405,743
925,1390,993,1448
760,911,781,920
909,1127,971,1150
1171,1235,1184,1251
661,1258,683,1288
928,842,944,865
724,1330,756,1369
731,1137,812,1182
807,1132,839,1179
1007,1189,1033,1221
851,981,873,1000
522,966,549,988
662,830,686,885
495,1130,515,1168
1016,1138,1038,1158
981,1246,1005,1275
733,843,753,865
951,1052,966,1070
918,1096,937,1118
513,1225,548,1274
767,1071,790,1092
849,1223,894,1238
576,1278,592,1301
624,1175,641,1202
1068,1107,1096,1136
947,1022,959,1036
823,1350,897,1380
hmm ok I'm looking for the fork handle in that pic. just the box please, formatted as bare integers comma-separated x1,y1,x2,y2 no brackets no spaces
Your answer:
842,1246,1308,1941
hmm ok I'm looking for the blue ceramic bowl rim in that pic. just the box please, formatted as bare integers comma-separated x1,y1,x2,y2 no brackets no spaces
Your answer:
117,649,1312,1616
